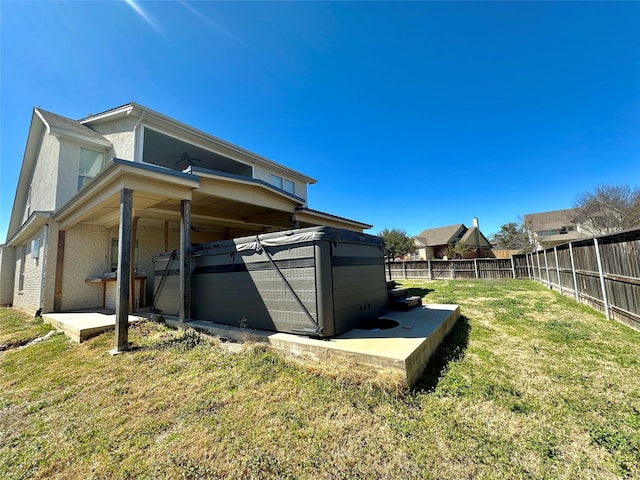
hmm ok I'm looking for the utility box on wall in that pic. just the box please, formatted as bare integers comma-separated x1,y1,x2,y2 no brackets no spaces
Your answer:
153,226,388,337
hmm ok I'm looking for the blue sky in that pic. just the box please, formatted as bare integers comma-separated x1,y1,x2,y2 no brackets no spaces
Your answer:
1,1,639,242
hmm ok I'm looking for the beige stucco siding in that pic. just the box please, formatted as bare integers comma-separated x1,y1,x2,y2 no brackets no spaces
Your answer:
252,164,308,203
27,134,60,218
91,115,137,161
415,246,435,260
55,140,81,209
55,139,112,210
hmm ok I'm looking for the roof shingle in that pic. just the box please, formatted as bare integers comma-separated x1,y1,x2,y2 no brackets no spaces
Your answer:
37,108,109,143
416,224,465,246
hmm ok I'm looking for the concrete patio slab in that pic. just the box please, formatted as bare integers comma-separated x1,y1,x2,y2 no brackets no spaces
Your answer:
42,304,460,386
166,303,460,387
43,312,141,343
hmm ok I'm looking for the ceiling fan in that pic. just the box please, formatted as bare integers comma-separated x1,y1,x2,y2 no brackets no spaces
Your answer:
171,151,203,166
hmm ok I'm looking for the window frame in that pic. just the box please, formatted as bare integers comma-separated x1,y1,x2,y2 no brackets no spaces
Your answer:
271,174,295,195
78,147,105,190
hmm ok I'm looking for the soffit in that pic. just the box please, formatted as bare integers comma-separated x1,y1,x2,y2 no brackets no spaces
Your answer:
53,160,199,229
53,160,301,232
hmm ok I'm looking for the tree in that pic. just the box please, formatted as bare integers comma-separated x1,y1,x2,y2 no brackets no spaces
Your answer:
573,185,640,235
491,221,534,253
378,228,415,259
447,241,472,259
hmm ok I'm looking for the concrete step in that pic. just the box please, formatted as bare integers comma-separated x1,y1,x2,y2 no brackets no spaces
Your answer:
390,295,422,311
388,287,409,300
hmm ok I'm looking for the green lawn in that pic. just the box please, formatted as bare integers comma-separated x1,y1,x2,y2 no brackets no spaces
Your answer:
1,280,639,479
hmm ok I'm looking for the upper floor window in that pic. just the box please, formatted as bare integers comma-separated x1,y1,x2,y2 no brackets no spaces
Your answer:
78,148,104,190
271,174,295,195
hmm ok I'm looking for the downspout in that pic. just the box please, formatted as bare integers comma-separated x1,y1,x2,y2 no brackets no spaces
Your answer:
39,223,49,311
133,109,146,162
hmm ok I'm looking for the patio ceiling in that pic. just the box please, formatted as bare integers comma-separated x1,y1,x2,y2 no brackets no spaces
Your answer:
53,159,301,233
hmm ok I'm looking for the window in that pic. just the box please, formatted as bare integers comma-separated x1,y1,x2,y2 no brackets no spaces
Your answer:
26,186,31,218
271,174,295,195
78,148,104,190
110,238,140,272
283,179,295,194
271,174,283,190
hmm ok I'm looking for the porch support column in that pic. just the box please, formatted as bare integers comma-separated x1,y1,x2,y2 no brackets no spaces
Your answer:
114,188,133,353
180,199,191,323
53,230,65,312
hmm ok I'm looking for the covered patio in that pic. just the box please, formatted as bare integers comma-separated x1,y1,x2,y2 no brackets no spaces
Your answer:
51,159,369,352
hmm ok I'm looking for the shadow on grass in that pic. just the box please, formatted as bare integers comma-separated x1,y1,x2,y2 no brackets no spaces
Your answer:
412,315,471,393
405,287,434,298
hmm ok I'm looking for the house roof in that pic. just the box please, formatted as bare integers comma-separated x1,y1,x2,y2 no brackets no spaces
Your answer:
6,103,371,242
294,207,372,230
415,224,465,246
36,108,110,144
460,226,492,247
538,231,586,245
524,208,579,232
414,223,492,248
6,108,114,240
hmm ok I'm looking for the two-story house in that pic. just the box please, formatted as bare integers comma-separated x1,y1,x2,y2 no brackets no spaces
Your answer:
523,208,589,250
0,103,371,333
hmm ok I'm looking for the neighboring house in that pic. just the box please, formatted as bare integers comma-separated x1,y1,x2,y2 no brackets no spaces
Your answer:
413,218,493,260
0,103,371,324
524,208,589,250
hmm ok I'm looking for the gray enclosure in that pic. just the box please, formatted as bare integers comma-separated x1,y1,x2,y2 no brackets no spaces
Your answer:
152,226,388,337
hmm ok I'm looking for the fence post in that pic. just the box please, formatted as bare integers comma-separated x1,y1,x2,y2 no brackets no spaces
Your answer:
525,253,532,279
403,260,407,279
511,256,516,278
536,251,542,281
530,253,535,279
594,238,610,320
474,258,479,279
428,260,432,280
554,247,563,294
543,249,551,287
568,242,579,302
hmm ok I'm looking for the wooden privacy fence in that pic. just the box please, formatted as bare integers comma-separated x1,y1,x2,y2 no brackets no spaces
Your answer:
386,227,640,331
386,257,530,281
524,228,640,331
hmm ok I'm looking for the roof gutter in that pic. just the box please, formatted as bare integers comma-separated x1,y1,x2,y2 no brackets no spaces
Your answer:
5,211,53,247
